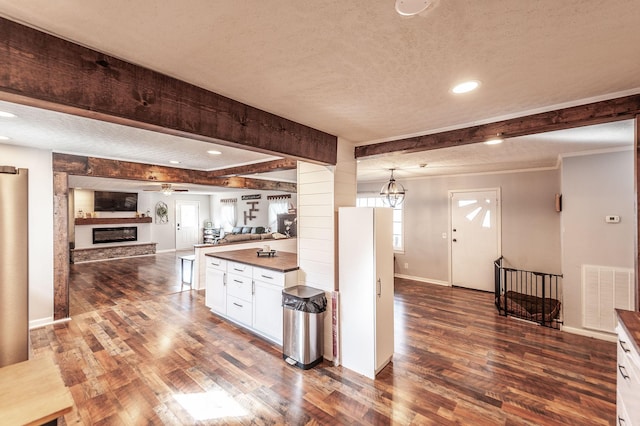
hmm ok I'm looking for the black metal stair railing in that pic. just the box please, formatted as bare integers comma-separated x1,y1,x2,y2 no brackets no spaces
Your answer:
494,256,563,329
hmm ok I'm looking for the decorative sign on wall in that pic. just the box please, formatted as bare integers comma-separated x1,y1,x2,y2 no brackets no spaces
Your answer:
244,201,259,225
241,194,261,200
155,201,169,224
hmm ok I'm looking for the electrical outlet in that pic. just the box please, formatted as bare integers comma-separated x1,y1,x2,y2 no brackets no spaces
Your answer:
404,263,409,269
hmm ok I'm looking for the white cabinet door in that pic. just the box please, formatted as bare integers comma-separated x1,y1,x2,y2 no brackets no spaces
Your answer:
205,267,226,314
374,208,394,373
253,280,284,344
339,207,394,379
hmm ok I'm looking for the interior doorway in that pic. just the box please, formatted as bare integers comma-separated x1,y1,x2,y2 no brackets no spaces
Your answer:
450,189,501,292
175,200,200,250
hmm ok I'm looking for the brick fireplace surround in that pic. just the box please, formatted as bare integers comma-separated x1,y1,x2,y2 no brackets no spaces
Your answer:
70,242,157,263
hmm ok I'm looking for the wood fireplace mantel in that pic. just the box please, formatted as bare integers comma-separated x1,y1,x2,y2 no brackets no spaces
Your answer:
74,217,152,225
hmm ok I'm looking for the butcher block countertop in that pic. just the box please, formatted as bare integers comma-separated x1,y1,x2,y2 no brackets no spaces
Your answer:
0,356,74,425
618,309,640,354
206,248,299,273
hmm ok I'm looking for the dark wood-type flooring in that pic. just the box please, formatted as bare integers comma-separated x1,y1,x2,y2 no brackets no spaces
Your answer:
30,252,616,425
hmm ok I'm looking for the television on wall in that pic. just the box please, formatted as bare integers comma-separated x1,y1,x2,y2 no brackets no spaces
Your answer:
93,191,138,212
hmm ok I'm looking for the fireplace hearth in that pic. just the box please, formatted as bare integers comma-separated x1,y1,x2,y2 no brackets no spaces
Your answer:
93,226,137,244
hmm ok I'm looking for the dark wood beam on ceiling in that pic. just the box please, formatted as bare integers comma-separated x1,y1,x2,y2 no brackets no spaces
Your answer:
0,17,337,165
208,158,297,177
355,94,640,158
52,153,297,193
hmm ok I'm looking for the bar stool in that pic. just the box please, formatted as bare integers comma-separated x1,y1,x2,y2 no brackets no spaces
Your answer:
179,254,196,290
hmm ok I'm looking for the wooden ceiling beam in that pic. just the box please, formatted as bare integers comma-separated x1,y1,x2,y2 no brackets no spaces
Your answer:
208,158,297,177
356,94,640,158
52,153,297,192
0,18,336,165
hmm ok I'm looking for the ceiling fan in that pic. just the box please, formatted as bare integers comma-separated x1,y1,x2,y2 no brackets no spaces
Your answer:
143,183,189,195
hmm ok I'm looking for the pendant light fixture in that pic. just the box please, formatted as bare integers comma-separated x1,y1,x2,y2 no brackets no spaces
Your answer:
380,169,406,207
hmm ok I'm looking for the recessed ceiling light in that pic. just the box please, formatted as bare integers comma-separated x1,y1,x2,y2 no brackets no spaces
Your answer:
395,0,432,16
451,80,480,94
0,136,10,140
169,160,181,164
484,137,503,145
207,150,222,155
0,111,16,118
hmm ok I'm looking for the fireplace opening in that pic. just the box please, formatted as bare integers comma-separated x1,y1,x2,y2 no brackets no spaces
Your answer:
93,226,138,244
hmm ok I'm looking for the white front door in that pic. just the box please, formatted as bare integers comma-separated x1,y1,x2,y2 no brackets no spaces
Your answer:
175,200,199,250
450,189,501,292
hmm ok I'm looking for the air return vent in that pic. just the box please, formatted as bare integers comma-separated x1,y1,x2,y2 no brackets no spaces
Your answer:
582,265,634,333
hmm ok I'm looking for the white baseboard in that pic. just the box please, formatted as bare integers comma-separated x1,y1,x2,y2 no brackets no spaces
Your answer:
29,316,71,330
394,273,450,287
562,326,617,342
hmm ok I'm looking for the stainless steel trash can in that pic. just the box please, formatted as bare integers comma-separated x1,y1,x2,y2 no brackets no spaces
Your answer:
282,285,327,369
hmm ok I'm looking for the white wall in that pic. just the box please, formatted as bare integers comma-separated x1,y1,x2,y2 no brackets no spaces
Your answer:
561,150,635,334
0,143,54,327
358,168,562,283
71,190,213,251
210,190,297,232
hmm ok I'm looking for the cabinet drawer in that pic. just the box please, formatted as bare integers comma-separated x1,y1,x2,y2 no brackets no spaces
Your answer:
205,256,227,270
617,324,640,425
227,295,252,327
227,273,253,302
253,266,284,287
228,261,252,278
618,324,640,368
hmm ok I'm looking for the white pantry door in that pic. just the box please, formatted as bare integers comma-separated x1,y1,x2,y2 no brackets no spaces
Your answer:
450,189,500,292
175,200,200,250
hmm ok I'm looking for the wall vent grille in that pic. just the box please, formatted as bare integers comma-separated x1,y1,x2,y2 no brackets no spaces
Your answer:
582,264,634,333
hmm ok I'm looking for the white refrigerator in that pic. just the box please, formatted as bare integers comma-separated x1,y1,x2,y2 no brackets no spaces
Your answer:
338,207,394,379
0,166,29,367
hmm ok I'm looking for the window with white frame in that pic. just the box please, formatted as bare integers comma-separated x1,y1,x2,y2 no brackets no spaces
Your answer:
220,198,237,231
267,197,290,232
356,195,404,252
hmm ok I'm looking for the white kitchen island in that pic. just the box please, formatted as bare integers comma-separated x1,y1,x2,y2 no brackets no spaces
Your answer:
205,249,298,345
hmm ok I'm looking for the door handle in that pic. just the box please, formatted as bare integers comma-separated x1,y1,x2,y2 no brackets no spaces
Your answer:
453,239,457,242
619,340,631,353
619,364,630,380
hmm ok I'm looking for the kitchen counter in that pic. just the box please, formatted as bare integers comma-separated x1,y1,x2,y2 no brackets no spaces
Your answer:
617,309,640,354
206,248,298,273
0,356,74,425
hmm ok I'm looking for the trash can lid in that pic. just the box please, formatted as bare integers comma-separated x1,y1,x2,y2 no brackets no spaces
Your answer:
282,285,325,301
282,285,327,313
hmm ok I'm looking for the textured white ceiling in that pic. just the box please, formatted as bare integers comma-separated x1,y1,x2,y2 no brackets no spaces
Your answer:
0,100,280,171
0,1,638,184
357,120,635,181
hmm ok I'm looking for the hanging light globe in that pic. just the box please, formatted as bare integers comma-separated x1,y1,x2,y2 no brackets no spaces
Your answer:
380,169,406,207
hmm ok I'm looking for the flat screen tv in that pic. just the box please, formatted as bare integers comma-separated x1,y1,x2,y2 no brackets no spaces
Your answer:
93,191,138,212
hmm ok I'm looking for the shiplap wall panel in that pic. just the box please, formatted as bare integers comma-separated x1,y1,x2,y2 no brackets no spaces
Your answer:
297,162,335,292
296,139,357,363
299,192,334,206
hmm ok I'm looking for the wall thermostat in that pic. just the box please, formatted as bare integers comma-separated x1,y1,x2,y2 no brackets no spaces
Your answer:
606,215,620,223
